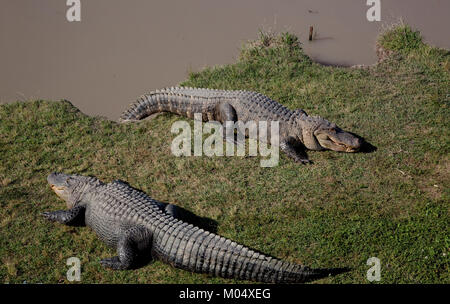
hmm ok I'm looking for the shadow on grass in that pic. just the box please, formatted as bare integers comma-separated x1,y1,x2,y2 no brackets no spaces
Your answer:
165,204,219,234
351,132,377,153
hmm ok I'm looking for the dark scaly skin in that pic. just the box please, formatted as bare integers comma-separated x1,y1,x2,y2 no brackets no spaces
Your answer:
120,87,363,163
43,173,349,283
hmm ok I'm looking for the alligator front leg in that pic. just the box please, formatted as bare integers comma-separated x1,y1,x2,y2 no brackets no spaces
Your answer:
100,226,153,270
42,206,85,226
280,137,312,165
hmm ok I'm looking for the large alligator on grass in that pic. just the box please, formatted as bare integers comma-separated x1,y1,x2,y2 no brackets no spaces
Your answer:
120,87,362,163
43,172,349,283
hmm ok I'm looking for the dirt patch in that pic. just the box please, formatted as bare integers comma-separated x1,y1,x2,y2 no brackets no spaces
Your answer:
375,42,396,63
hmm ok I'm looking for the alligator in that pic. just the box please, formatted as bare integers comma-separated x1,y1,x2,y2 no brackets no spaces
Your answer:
119,87,363,163
42,172,349,283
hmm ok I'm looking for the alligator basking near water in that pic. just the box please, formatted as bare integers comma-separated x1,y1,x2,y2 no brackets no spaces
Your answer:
120,87,362,163
43,173,349,283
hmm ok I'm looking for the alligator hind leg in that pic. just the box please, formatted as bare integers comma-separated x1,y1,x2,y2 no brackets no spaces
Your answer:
100,226,153,270
156,203,217,232
215,102,245,146
164,203,185,220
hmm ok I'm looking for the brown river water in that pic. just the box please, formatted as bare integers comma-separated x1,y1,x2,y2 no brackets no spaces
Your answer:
1,0,449,120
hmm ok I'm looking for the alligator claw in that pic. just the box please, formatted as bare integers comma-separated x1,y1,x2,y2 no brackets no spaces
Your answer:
100,257,125,270
296,158,312,165
41,211,55,221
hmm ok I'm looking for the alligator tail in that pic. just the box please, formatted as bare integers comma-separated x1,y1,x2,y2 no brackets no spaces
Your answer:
153,223,349,283
119,87,217,123
218,249,350,283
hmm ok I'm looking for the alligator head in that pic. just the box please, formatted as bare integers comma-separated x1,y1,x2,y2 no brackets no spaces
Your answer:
297,114,363,152
47,172,103,208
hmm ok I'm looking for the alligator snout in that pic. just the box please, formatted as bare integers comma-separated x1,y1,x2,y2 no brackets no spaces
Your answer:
348,137,364,152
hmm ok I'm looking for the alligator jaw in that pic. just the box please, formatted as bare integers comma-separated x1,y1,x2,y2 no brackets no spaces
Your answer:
316,130,363,153
50,184,65,193
329,137,361,153
49,184,70,204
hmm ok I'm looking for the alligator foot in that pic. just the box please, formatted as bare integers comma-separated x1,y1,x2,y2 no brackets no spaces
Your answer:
41,206,85,226
295,158,313,165
100,256,129,270
281,138,312,165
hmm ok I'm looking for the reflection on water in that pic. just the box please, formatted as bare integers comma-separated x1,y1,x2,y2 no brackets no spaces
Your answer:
1,0,449,119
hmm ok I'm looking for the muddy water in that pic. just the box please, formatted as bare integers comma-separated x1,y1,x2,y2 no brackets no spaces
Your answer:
1,0,449,119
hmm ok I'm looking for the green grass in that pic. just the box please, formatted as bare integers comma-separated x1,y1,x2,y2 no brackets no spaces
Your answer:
0,24,449,284
378,21,424,53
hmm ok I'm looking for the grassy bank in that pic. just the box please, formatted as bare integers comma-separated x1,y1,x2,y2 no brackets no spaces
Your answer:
0,24,448,283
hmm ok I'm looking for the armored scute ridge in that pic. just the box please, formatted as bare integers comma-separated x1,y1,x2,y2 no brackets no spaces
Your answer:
120,87,363,163
43,173,349,283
